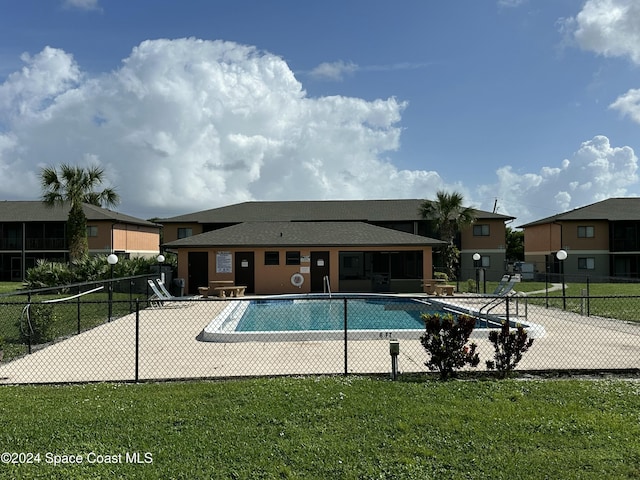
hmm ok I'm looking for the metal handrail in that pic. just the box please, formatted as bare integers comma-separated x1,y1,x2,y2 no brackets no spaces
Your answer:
323,275,331,298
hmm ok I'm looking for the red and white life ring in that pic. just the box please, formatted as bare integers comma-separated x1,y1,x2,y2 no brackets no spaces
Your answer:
291,273,304,288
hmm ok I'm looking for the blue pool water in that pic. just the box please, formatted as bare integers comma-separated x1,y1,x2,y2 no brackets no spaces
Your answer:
199,294,502,342
200,294,544,342
236,298,432,332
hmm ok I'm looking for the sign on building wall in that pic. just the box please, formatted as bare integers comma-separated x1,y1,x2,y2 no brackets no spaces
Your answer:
216,251,232,273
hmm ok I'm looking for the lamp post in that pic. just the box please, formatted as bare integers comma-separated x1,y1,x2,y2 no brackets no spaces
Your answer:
157,253,165,285
472,253,481,293
107,253,118,322
556,249,568,310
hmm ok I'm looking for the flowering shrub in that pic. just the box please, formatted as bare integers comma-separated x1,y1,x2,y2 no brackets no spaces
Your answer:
420,313,480,380
486,321,534,378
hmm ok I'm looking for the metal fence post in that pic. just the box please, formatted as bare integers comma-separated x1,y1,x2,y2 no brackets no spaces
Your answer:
76,285,81,335
343,298,348,376
586,276,591,316
135,299,140,383
506,294,510,323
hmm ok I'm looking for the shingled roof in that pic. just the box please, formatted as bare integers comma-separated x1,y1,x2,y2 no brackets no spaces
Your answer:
158,199,513,223
518,198,640,228
164,221,445,248
0,201,158,227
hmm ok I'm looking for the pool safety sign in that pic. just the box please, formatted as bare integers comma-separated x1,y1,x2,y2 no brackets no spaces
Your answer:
216,251,232,273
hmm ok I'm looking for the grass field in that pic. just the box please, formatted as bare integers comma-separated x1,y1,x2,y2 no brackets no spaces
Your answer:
0,281,144,361
0,376,638,479
0,282,22,294
472,280,640,323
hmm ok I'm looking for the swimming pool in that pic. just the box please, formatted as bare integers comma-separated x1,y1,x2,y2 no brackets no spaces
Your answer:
199,294,545,342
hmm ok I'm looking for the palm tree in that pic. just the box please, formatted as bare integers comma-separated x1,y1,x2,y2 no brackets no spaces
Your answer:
420,191,476,280
41,164,120,262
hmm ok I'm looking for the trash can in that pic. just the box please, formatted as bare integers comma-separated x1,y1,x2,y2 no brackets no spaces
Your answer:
173,278,185,297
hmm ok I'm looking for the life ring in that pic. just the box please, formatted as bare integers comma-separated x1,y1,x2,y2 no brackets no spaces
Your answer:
291,273,304,288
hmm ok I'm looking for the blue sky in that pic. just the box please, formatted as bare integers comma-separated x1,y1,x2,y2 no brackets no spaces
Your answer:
1,0,639,225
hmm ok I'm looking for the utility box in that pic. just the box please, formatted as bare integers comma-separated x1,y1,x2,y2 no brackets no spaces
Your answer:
513,262,534,280
389,340,400,356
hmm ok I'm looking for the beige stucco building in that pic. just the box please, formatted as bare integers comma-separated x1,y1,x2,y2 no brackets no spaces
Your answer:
519,198,640,279
160,199,514,295
0,201,160,281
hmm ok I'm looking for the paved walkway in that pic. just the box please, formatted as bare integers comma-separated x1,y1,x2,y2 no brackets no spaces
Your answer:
522,283,565,295
0,294,638,384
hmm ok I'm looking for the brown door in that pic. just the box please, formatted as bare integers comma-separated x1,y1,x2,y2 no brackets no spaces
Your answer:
310,251,330,293
234,252,255,293
188,252,208,294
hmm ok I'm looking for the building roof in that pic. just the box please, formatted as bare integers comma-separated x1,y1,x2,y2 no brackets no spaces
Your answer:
0,201,159,227
158,199,514,223
163,221,445,248
518,198,640,228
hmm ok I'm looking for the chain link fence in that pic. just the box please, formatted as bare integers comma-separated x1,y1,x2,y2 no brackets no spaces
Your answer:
0,284,638,384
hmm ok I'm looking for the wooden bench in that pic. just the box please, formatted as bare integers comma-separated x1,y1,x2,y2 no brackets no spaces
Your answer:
213,286,247,297
434,284,455,296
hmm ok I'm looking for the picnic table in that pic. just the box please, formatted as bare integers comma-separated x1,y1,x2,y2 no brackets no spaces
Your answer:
212,285,247,297
421,278,447,295
434,284,455,296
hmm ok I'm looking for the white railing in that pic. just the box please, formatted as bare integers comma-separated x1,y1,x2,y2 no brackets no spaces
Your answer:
323,275,331,297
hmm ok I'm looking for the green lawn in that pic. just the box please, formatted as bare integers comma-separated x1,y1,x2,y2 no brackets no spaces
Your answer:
0,376,638,479
0,282,23,294
0,283,142,361
474,281,640,323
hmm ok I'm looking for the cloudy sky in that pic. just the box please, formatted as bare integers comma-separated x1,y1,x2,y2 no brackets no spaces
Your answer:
1,0,639,225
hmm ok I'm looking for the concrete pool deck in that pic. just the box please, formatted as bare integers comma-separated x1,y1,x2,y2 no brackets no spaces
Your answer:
0,295,638,384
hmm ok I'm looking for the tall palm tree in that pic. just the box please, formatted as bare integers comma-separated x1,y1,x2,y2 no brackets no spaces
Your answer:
420,191,476,280
41,164,120,262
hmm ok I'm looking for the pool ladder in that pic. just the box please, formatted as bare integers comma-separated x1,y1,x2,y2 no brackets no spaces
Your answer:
323,275,332,298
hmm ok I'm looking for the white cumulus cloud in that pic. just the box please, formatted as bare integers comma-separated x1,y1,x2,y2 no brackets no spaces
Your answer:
567,0,640,64
0,38,449,218
610,88,640,124
477,135,639,224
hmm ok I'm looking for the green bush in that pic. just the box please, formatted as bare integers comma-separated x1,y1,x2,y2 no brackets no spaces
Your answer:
420,313,480,380
25,260,75,289
24,253,177,289
486,321,534,378
464,278,476,293
434,271,449,282
18,304,60,345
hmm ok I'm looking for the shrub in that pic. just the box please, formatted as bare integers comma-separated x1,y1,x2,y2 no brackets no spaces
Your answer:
420,313,480,380
486,321,534,378
23,254,178,289
464,278,476,293
434,271,449,282
18,303,60,345
25,260,74,289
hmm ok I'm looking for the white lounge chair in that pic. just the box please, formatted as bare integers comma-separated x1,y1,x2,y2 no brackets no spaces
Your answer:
147,278,197,307
155,278,174,299
490,274,519,296
148,279,169,307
